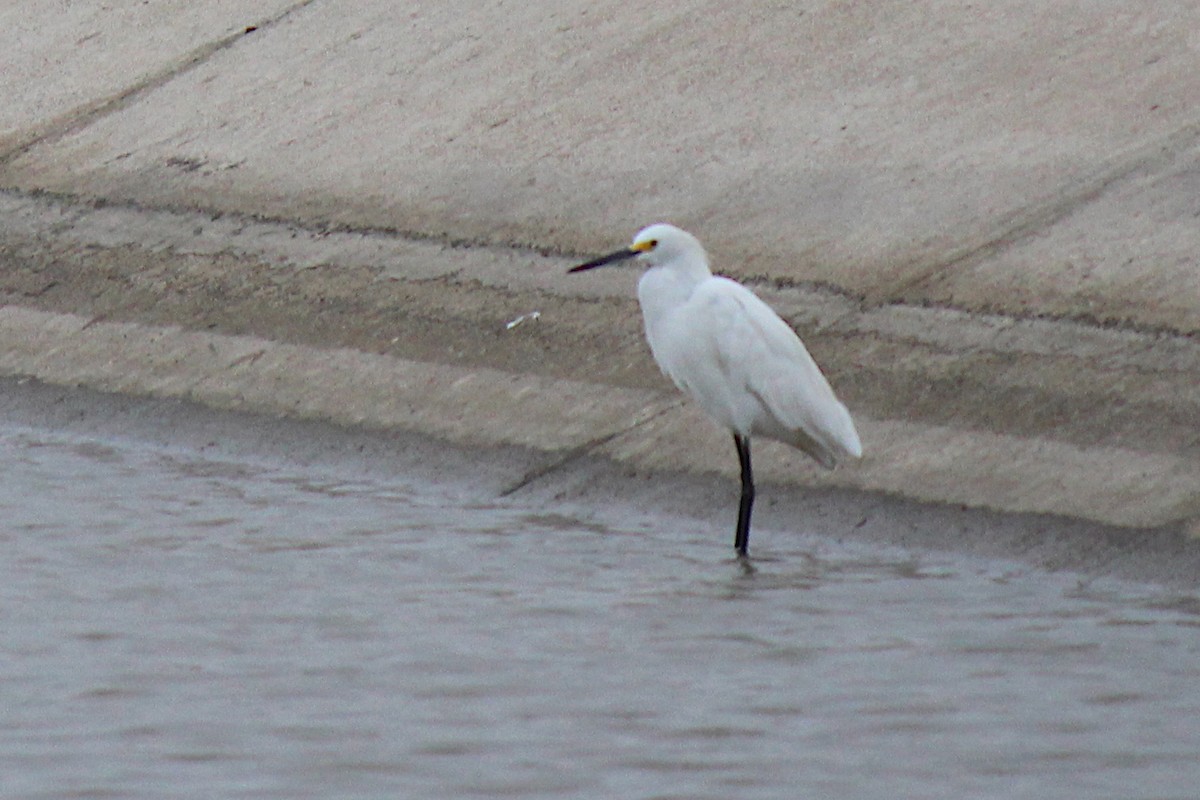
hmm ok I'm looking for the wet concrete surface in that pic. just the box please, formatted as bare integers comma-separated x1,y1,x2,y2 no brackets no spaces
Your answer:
2,375,1199,584
3,191,1199,533
3,380,1200,799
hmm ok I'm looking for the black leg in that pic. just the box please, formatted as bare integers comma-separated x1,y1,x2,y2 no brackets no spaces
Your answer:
733,434,755,556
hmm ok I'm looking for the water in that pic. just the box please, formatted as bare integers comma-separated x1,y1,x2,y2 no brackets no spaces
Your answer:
2,425,1199,800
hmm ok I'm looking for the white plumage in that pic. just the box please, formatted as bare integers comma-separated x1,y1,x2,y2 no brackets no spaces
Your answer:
570,223,862,556
634,225,861,467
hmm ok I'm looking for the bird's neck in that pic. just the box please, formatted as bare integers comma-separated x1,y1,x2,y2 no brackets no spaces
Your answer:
636,263,708,331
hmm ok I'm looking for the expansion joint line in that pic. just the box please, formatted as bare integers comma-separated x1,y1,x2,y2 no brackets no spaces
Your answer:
498,398,684,497
0,1,320,168
877,117,1200,304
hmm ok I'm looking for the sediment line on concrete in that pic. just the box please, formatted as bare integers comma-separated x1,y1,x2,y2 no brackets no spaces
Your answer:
7,185,1198,447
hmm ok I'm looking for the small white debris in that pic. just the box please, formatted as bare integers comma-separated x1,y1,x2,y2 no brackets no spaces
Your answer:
504,311,541,330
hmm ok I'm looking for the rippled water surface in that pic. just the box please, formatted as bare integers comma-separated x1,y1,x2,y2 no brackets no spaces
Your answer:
3,426,1200,799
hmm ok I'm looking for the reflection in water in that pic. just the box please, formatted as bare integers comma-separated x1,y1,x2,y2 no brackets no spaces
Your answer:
2,427,1200,799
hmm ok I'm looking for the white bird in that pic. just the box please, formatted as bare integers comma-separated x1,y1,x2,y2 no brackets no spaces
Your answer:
569,223,862,556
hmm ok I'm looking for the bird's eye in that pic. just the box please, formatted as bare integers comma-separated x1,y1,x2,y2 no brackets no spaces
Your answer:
648,239,658,248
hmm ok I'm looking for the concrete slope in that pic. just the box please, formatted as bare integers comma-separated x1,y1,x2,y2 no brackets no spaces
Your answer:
1,2,1199,540
5,2,1200,331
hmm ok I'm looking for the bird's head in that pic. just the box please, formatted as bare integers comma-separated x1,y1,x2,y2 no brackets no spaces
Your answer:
568,223,708,273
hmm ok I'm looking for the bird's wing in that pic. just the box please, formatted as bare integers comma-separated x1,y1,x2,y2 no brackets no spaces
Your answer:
682,278,862,465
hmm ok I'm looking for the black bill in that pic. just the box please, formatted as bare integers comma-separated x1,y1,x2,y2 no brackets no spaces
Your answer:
568,248,639,273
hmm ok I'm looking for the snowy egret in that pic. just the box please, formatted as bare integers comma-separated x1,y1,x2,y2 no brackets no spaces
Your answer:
569,224,862,556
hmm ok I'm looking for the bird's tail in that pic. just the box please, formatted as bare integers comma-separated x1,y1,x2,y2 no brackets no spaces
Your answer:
789,401,862,470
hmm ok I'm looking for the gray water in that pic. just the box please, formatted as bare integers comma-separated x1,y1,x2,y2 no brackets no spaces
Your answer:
2,425,1199,800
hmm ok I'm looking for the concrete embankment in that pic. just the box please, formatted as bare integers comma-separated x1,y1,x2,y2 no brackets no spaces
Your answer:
3,2,1200,573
